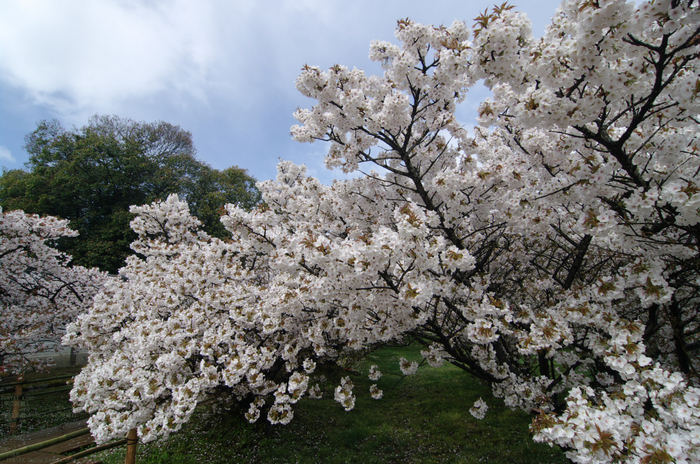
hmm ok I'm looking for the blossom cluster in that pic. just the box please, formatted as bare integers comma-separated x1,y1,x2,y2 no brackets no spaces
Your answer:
469,398,489,420
65,195,340,442
0,208,106,375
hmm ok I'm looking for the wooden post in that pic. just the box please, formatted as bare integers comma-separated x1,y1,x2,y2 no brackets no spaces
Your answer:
124,428,138,464
9,375,23,435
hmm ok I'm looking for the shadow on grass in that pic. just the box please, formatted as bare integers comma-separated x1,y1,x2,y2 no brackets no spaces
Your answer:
95,344,569,464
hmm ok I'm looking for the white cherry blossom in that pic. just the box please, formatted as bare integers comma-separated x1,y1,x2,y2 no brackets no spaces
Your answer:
67,1,700,461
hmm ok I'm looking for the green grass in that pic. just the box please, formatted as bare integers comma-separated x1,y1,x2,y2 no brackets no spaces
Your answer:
93,344,569,463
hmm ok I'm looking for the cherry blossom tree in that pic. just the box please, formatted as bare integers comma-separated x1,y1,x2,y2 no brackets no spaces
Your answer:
66,0,700,462
65,195,334,442
466,1,700,461
0,208,106,375
247,0,700,460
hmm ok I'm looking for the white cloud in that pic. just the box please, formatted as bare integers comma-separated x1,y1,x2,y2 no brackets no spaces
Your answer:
0,146,16,163
0,0,221,116
0,0,560,117
0,0,564,180
0,0,358,123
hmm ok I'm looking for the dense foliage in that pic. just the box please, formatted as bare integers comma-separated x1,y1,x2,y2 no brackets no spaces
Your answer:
0,115,260,273
65,1,700,462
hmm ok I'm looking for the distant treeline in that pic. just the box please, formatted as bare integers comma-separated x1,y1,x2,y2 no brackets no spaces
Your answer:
0,115,261,274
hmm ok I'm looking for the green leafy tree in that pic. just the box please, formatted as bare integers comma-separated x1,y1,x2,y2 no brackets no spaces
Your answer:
191,166,263,238
0,115,260,273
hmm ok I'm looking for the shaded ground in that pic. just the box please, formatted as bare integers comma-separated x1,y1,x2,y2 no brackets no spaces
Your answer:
0,365,87,438
93,344,569,464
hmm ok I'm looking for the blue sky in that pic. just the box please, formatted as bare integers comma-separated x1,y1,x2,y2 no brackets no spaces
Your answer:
0,0,563,185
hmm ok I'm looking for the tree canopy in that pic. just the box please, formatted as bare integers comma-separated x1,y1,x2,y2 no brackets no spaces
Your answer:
0,115,261,273
64,1,700,462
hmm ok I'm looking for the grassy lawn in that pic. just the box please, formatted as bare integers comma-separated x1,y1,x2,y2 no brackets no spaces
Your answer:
94,344,569,463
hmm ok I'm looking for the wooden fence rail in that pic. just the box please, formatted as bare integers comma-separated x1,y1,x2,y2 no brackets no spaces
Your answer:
1,375,139,463
0,374,77,436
